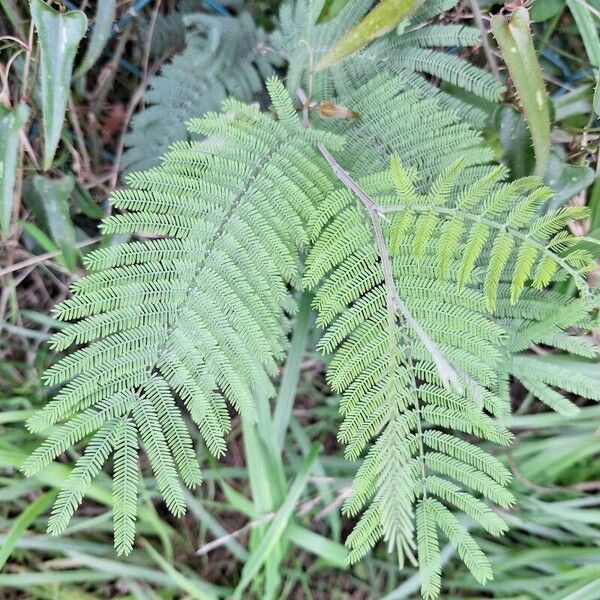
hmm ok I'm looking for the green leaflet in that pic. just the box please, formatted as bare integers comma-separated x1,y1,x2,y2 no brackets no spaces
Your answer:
495,105,535,178
0,101,29,238
492,7,551,177
315,0,426,71
544,153,596,211
30,0,87,170
387,158,593,309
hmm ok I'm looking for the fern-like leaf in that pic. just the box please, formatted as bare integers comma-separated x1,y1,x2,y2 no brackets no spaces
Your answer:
28,79,341,548
272,0,504,126
124,12,280,173
304,168,515,587
387,158,595,309
113,417,139,555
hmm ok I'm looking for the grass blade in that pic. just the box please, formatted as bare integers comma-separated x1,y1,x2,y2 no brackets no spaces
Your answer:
273,291,312,453
141,539,218,600
74,0,116,78
0,489,56,570
287,523,348,568
234,443,321,597
567,0,600,67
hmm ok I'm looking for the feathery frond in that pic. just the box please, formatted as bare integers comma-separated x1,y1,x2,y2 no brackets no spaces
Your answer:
304,164,515,587
28,4,599,592
386,158,595,309
28,79,340,545
124,12,280,173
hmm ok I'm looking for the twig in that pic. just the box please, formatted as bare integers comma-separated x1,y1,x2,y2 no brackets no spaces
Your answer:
196,512,273,556
313,486,352,521
0,237,101,278
68,96,92,177
316,143,463,393
196,484,351,556
468,0,501,82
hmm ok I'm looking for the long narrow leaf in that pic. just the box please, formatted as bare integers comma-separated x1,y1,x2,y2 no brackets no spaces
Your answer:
30,0,87,170
0,490,56,570
74,0,116,78
234,443,321,596
567,0,600,68
0,102,29,238
315,0,425,71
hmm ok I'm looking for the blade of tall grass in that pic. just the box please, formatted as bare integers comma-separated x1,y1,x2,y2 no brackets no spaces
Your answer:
0,489,56,570
234,443,321,597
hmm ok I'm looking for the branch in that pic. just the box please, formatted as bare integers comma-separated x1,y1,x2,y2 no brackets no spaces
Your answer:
467,0,501,82
317,143,463,393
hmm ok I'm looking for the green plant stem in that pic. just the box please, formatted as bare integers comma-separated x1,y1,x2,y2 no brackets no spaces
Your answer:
492,7,551,178
273,291,313,453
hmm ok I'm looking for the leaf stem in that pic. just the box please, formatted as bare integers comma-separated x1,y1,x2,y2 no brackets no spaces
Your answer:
317,143,463,392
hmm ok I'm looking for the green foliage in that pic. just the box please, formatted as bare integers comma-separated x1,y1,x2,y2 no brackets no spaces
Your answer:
123,11,281,173
30,0,87,170
17,1,600,598
272,0,504,125
304,162,513,590
387,158,594,309
25,78,342,550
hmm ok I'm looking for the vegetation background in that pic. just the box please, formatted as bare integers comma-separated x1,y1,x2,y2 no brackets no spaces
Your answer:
0,0,599,598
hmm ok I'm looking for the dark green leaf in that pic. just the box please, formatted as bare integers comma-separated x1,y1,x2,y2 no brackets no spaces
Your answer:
544,152,596,211
25,175,79,272
494,105,535,178
74,0,116,78
71,180,105,219
30,0,87,170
